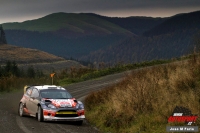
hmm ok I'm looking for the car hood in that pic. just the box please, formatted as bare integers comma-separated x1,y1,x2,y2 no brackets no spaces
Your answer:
46,99,77,108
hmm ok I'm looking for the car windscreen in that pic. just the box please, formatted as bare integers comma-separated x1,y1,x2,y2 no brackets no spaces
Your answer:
40,89,72,99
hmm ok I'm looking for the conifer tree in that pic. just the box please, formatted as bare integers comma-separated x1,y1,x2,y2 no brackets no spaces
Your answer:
0,25,7,44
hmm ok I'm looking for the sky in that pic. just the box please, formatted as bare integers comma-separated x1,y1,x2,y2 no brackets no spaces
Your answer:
0,0,200,24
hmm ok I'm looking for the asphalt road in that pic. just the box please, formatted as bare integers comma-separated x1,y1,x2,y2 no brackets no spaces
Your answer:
0,71,130,133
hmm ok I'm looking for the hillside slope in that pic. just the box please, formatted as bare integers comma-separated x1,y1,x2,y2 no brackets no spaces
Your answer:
85,57,200,133
0,44,64,63
2,11,200,64
3,12,133,36
89,13,167,35
143,10,200,36
3,13,136,58
0,44,82,73
80,10,200,64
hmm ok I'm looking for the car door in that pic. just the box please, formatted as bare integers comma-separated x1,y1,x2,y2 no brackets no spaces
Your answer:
24,87,33,114
27,88,40,115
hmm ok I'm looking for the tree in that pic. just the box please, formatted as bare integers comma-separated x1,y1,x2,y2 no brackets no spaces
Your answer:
193,31,200,52
4,61,11,77
0,65,3,77
27,66,35,78
11,61,20,77
0,25,7,44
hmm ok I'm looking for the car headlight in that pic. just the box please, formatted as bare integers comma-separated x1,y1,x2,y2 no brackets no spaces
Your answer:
41,104,47,109
79,104,84,109
47,104,56,109
76,101,84,109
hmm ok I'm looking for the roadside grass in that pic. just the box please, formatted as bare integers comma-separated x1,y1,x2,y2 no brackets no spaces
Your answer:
58,54,195,86
85,57,200,133
0,54,192,93
0,76,52,93
58,59,172,86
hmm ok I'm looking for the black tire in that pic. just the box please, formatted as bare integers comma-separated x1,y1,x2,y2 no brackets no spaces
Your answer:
37,106,44,122
18,103,24,117
76,120,83,126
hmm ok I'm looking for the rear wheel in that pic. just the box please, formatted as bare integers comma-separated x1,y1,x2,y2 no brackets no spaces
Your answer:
18,103,24,117
37,106,44,122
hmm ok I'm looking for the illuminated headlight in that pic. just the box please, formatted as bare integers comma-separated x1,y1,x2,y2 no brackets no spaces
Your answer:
76,103,84,109
47,104,56,109
79,104,84,109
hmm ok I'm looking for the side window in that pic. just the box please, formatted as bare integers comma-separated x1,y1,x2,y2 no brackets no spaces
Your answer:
31,89,39,98
26,88,32,96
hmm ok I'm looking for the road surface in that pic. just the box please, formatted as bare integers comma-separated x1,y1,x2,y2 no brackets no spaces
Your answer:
0,71,129,133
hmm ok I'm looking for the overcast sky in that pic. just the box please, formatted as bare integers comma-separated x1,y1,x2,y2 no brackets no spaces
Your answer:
0,0,200,24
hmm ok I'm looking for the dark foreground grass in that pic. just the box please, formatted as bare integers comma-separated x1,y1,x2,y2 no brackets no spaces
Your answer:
85,57,200,133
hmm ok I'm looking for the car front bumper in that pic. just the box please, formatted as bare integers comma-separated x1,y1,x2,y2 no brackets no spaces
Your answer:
43,109,85,121
43,115,85,121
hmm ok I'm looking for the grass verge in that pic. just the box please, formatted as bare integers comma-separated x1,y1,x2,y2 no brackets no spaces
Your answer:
85,57,200,133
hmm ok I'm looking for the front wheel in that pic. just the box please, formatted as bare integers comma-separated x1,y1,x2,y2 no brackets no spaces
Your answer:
37,106,44,122
18,103,24,117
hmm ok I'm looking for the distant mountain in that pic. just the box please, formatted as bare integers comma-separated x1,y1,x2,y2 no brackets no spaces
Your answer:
3,12,133,36
2,11,200,65
80,33,192,64
3,12,137,58
80,10,200,64
88,13,167,35
143,10,200,36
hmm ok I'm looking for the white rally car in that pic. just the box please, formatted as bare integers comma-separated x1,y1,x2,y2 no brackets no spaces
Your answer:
18,85,85,125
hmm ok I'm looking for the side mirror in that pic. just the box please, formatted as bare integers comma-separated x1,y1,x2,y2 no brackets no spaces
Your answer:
74,99,78,103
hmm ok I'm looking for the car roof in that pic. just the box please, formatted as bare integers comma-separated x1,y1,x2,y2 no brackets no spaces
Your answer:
32,85,66,91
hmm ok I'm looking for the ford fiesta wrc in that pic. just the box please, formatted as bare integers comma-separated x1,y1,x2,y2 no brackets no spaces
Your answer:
18,85,85,125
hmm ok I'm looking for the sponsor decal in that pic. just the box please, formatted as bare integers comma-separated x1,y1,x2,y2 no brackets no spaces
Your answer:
48,99,77,108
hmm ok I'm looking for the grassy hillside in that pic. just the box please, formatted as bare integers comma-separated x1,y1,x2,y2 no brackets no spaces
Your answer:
0,44,65,63
85,56,200,133
0,44,83,73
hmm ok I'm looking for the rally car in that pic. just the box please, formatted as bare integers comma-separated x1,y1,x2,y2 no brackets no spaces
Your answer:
18,85,85,125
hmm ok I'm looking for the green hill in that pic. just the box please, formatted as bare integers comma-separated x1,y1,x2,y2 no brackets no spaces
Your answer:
3,11,200,65
3,12,133,35
2,13,136,59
